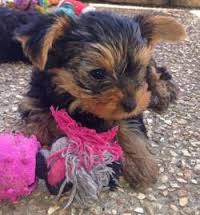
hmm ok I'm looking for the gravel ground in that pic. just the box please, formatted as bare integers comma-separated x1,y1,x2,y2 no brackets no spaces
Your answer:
0,5,200,215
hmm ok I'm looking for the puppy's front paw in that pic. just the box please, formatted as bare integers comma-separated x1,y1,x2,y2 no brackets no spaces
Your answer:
118,120,159,189
123,152,159,190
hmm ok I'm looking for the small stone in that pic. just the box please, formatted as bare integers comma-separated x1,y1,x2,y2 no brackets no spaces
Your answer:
165,119,172,125
48,206,60,215
12,106,18,112
194,164,200,174
179,197,188,207
122,213,131,215
162,190,168,196
158,185,167,190
181,149,191,157
190,141,200,147
171,157,178,164
159,167,165,173
170,150,178,157
16,94,23,99
183,169,192,180
111,209,117,215
168,188,176,192
170,182,180,188
137,193,146,200
134,207,144,213
160,137,166,144
147,119,153,124
177,172,184,177
170,204,179,212
191,179,198,184
177,119,187,125
148,194,156,201
161,175,168,183
176,178,187,183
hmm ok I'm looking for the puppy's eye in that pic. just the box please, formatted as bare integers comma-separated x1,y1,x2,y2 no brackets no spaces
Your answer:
90,69,107,80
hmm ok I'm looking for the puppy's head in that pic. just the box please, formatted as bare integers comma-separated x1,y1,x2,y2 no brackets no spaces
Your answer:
16,12,186,120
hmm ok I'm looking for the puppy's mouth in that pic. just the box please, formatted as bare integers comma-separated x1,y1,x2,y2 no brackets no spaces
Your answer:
71,84,151,120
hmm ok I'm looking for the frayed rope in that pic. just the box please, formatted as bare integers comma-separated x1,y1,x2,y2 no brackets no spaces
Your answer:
48,107,123,208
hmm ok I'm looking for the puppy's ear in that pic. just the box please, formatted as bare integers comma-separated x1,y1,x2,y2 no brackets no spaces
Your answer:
16,15,72,70
136,15,186,47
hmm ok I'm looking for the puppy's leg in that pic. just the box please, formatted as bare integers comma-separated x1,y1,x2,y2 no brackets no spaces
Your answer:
147,59,179,113
118,117,159,189
19,98,62,146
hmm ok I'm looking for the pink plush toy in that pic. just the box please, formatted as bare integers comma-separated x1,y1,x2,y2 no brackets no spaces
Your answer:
0,107,122,207
0,133,40,202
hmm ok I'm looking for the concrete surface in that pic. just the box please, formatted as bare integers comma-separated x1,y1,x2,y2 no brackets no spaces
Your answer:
0,5,200,215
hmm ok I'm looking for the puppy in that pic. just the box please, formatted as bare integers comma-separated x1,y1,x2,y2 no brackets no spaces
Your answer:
0,8,185,189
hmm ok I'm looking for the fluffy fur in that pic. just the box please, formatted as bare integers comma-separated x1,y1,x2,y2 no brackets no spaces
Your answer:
0,8,185,189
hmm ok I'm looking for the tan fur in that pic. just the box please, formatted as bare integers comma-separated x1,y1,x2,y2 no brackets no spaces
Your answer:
22,112,61,146
52,68,92,96
20,97,62,146
134,47,152,66
17,16,70,70
89,44,117,73
81,83,151,120
19,97,41,112
118,120,159,189
77,43,123,76
38,16,70,70
149,16,186,46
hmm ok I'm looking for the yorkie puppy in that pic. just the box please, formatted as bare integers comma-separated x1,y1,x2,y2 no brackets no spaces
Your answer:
0,8,185,189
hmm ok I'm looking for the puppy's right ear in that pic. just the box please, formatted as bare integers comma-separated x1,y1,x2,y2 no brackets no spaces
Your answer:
16,14,72,70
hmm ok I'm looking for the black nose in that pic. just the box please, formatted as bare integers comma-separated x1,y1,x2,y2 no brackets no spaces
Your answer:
121,97,136,113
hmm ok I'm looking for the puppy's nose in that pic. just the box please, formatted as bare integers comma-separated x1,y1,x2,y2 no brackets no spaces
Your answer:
121,97,136,113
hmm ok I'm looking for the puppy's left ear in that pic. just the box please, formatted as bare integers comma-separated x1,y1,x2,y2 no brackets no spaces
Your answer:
136,15,186,47
16,15,72,70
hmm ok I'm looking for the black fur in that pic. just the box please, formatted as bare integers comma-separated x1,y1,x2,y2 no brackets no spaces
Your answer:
0,8,45,63
0,8,180,192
